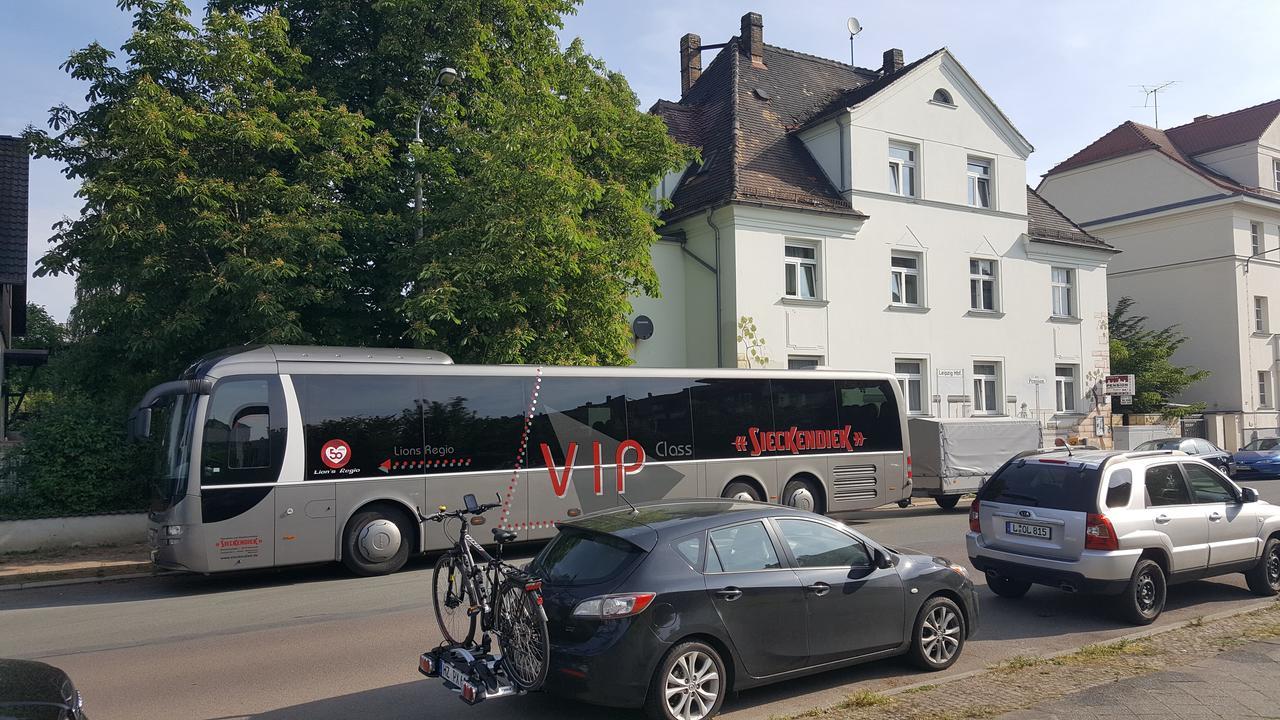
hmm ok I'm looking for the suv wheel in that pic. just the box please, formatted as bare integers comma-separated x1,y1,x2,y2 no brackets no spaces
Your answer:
1245,537,1280,596
985,572,1031,599
1115,558,1166,625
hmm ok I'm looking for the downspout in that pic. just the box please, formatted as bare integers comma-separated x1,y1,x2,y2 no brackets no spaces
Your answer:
705,208,724,367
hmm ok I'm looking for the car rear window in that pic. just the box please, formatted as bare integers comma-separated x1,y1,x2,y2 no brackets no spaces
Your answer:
978,461,1101,513
529,528,644,586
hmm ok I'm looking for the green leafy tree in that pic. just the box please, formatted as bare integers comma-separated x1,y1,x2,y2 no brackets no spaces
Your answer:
217,0,693,365
24,0,393,406
1109,296,1209,417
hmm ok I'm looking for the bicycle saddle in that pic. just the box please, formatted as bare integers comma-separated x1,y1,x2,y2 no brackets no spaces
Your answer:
492,528,519,544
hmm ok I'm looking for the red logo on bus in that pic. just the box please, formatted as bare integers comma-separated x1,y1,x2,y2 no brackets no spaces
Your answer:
732,426,864,457
321,439,352,469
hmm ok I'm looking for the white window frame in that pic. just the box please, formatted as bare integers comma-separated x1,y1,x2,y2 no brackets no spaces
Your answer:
784,242,820,300
969,258,998,312
1051,266,1075,318
888,142,918,198
788,355,823,370
1256,296,1270,334
1261,370,1272,409
967,157,992,209
1274,158,1280,191
972,362,1001,415
890,251,923,307
1055,364,1078,413
1252,221,1264,256
895,359,927,415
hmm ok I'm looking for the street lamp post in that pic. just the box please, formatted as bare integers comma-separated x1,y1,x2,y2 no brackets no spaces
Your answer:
413,67,459,242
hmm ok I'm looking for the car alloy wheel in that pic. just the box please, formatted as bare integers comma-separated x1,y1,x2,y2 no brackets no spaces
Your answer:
664,649,720,720
920,604,961,665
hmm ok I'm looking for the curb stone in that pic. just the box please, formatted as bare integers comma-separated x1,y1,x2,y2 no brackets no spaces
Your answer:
0,562,170,591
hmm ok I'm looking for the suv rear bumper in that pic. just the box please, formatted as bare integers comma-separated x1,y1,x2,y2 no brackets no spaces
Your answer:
967,532,1140,594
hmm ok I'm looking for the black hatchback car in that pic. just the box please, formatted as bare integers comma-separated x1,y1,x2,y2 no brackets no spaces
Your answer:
0,659,87,719
1133,437,1231,472
529,499,978,720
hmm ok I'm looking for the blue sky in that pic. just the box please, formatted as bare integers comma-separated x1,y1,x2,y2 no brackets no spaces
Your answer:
3,0,1278,322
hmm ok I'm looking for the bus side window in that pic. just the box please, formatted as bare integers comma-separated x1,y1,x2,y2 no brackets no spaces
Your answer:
230,405,270,468
623,378,696,462
691,379,772,460
771,379,838,431
202,378,284,486
834,379,903,452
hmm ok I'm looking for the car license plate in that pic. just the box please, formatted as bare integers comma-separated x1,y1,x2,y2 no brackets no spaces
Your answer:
440,660,469,689
1006,521,1051,540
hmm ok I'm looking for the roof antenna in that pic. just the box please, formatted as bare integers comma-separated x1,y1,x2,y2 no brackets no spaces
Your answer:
1133,81,1177,128
618,491,639,515
846,17,863,66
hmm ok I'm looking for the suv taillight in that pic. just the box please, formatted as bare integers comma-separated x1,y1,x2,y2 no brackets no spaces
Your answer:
1085,513,1119,551
968,500,981,533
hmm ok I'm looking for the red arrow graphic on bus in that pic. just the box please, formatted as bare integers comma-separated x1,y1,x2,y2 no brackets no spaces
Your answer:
378,459,391,473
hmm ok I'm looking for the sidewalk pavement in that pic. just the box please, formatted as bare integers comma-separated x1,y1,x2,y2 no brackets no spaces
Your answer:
0,541,155,589
999,638,1280,719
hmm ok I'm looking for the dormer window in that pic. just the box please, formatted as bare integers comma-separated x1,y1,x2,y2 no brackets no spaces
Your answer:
931,88,954,105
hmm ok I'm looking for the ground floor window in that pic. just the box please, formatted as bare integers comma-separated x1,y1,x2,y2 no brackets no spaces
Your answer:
1056,365,1078,413
973,362,1000,415
788,355,822,370
895,359,925,414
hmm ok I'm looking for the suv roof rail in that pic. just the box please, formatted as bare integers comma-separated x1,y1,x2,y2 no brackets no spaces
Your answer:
1098,448,1184,471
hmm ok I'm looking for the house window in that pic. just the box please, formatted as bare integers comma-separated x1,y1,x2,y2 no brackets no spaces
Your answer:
888,142,917,197
788,355,822,370
972,362,1000,415
969,258,997,311
1051,267,1074,317
1256,296,1270,334
895,360,926,414
1055,365,1078,413
967,158,991,208
932,88,954,105
890,252,922,306
1252,221,1264,256
784,244,819,299
1261,371,1272,409
1274,159,1280,191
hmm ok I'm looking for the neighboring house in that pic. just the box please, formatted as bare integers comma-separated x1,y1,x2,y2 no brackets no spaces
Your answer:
1038,100,1280,449
0,136,31,441
633,12,1118,443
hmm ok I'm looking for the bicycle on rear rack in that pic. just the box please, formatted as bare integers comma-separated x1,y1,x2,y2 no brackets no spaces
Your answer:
419,493,549,696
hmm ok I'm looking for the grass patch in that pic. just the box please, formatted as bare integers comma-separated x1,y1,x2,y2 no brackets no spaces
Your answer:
1054,638,1155,665
899,683,936,695
992,654,1045,672
838,690,893,709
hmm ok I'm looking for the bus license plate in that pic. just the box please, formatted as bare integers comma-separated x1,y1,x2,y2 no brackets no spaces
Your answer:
1006,521,1051,540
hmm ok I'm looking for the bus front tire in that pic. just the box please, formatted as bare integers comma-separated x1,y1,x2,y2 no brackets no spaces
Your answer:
721,481,762,503
342,507,412,576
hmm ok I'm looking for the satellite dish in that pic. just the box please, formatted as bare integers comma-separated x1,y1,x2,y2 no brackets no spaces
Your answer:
846,17,862,36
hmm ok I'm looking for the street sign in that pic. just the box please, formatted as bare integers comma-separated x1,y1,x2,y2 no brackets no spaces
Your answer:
1120,394,1133,406
1095,415,1106,436
937,369,964,378
1104,374,1135,395
1028,376,1046,385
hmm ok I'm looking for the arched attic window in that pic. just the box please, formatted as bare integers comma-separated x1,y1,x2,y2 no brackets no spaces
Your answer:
932,88,954,105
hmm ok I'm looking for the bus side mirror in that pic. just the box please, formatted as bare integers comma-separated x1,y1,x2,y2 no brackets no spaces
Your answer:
128,407,152,441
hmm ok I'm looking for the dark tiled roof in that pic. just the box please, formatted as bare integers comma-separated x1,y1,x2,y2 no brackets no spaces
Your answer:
652,39,878,222
796,49,946,132
1025,186,1116,252
0,136,28,285
1045,100,1280,197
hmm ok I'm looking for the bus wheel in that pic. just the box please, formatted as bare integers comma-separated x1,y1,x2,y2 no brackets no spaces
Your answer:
342,508,411,576
721,480,762,502
782,478,824,515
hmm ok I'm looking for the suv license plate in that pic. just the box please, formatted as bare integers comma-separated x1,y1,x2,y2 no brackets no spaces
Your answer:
1006,521,1051,539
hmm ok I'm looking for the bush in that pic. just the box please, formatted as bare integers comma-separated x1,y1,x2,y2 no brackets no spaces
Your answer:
0,394,151,519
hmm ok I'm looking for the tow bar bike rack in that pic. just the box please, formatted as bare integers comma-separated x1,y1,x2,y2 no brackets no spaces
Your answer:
418,638,527,706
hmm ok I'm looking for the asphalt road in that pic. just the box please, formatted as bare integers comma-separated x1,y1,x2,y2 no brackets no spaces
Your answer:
6,478,1280,720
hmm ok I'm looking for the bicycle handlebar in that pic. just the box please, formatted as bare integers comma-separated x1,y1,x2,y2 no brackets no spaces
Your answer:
417,499,502,524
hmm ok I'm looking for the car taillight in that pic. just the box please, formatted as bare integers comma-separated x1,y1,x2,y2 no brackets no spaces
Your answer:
1085,513,1119,551
907,455,913,480
572,592,656,618
969,500,981,533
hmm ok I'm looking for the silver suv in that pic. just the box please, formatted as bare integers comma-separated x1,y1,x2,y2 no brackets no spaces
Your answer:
967,448,1280,624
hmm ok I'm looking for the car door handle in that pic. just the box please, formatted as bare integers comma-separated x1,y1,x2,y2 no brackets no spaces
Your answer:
1209,512,1222,522
1155,514,1171,524
714,587,743,601
805,582,830,597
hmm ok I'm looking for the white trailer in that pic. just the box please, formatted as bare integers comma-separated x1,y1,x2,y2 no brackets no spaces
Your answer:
908,417,1042,510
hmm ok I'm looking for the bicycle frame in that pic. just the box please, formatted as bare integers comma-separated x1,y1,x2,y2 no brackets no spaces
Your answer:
448,519,510,632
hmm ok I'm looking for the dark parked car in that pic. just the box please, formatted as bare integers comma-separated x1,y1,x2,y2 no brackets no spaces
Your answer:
1232,437,1280,478
0,659,87,719
529,499,978,720
1134,437,1231,472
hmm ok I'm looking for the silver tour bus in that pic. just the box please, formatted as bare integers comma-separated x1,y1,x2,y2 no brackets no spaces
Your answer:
133,345,910,576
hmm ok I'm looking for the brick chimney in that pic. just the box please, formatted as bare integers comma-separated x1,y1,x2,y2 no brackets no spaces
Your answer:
740,12,764,67
680,33,702,95
881,48,904,74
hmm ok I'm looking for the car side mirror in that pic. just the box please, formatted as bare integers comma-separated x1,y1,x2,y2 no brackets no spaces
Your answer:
873,548,895,569
1242,487,1259,503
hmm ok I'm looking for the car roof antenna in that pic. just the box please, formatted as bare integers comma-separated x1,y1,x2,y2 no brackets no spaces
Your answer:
618,491,639,515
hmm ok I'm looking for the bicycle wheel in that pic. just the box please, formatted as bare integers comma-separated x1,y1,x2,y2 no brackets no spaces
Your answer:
495,581,549,690
432,553,476,646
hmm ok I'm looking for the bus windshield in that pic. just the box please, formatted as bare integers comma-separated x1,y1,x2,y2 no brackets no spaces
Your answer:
149,394,197,512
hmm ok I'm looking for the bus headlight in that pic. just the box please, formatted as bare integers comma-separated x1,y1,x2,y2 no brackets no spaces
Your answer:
164,525,184,537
